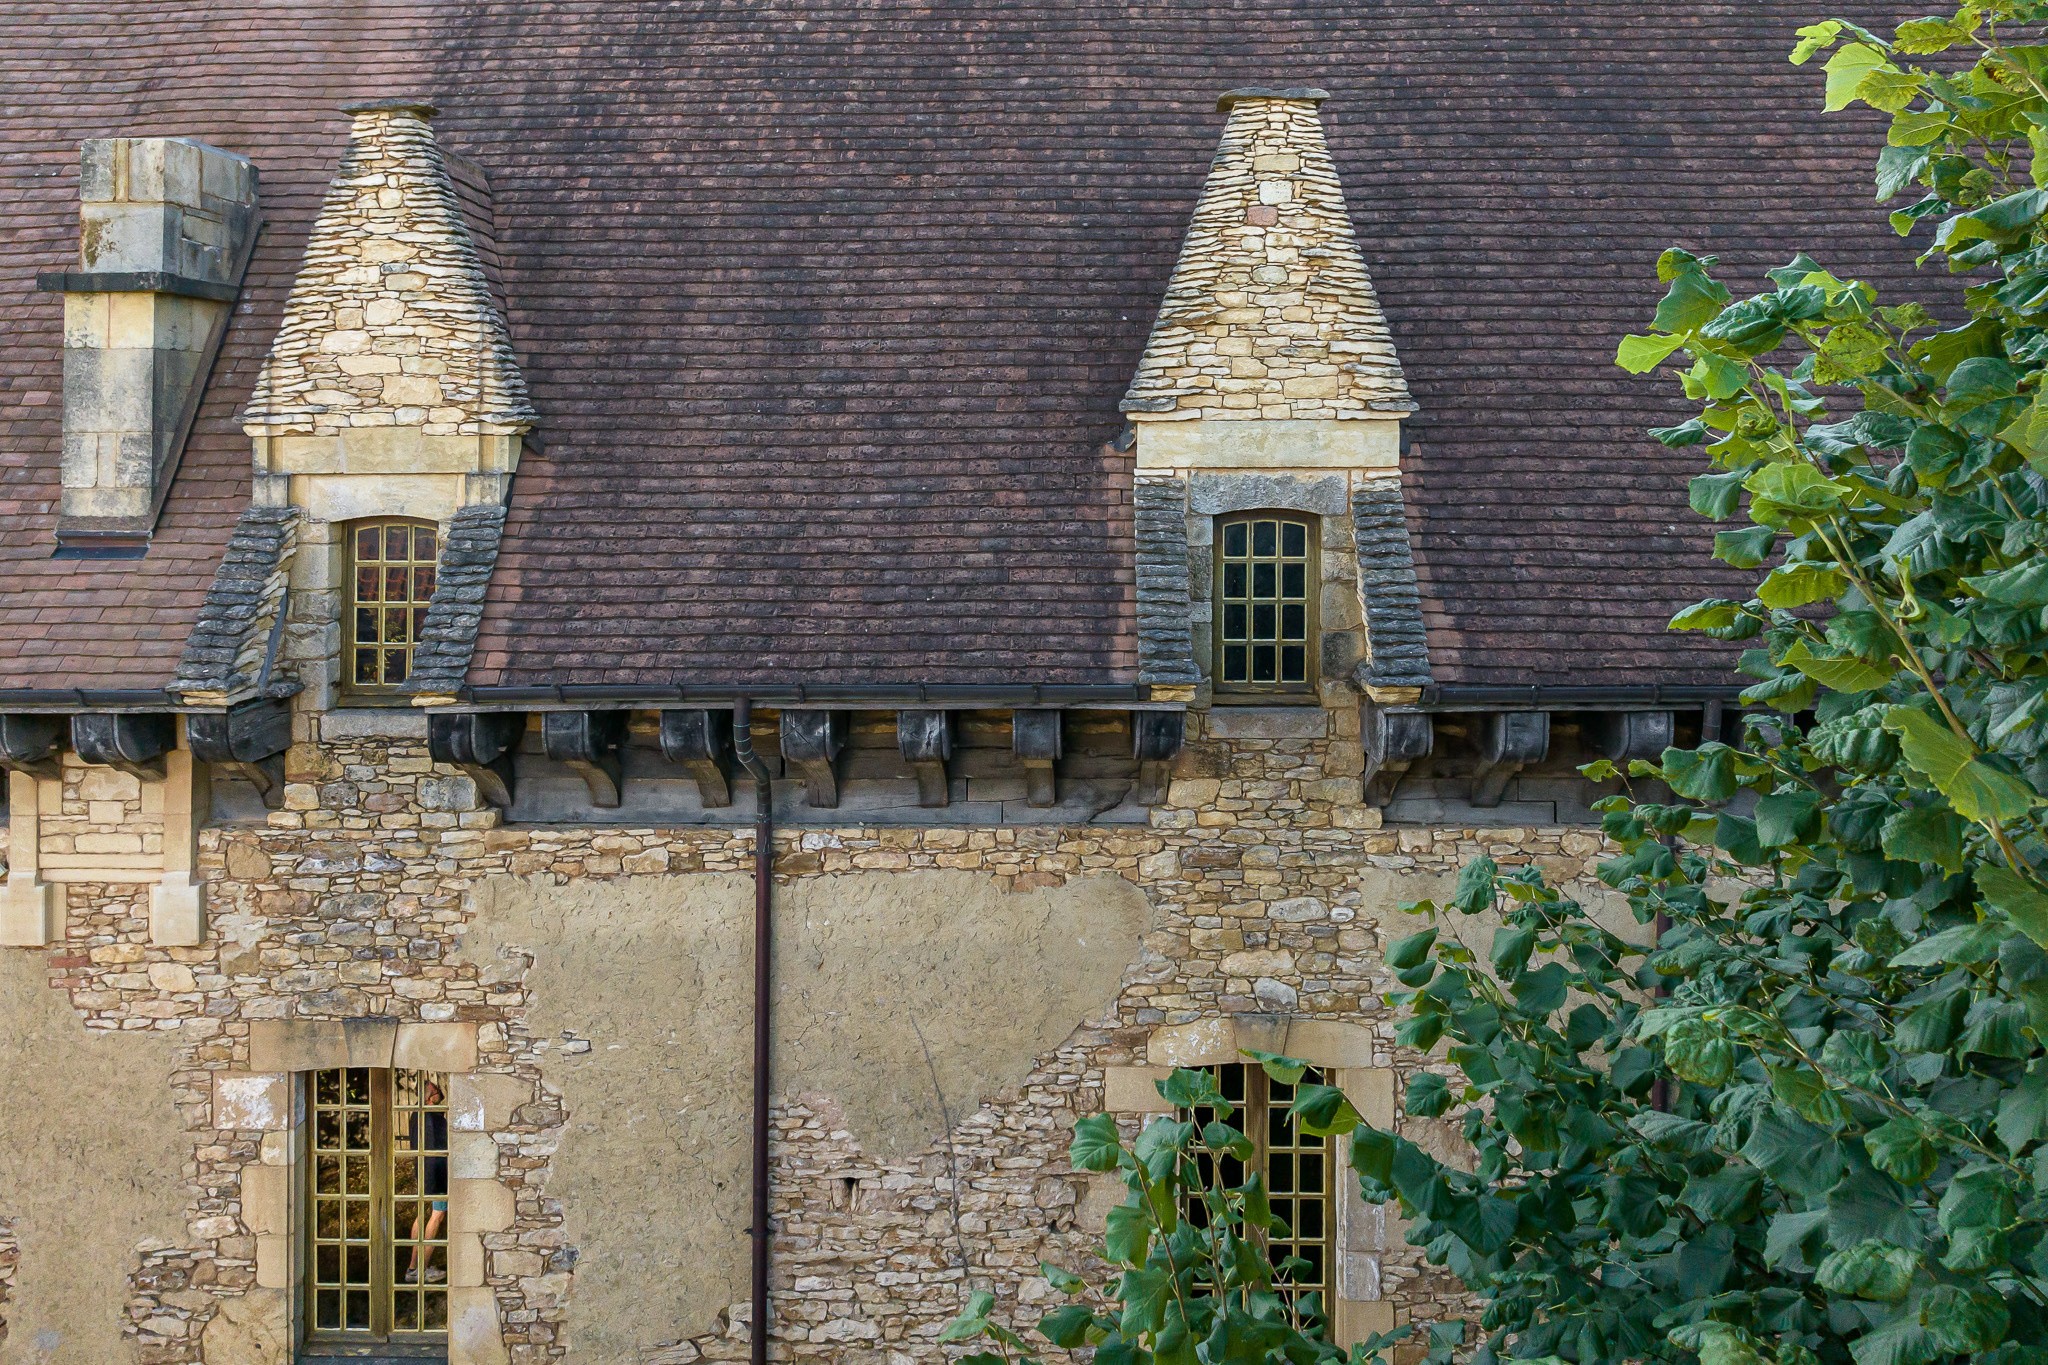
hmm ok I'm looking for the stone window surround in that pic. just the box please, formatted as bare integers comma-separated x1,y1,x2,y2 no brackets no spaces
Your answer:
1184,471,1362,706
1100,1015,1397,1344
227,1019,513,1365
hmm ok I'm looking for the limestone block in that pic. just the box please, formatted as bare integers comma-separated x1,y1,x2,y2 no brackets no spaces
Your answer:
395,1019,478,1073
1189,471,1349,516
1337,1066,1396,1129
1205,706,1329,741
1149,1017,1237,1067
240,1163,289,1236
450,1130,498,1179
201,1287,291,1365
449,1231,485,1287
248,1016,397,1072
215,1073,290,1131
448,1071,531,1132
1333,1298,1395,1347
149,871,206,946
1283,1020,1376,1071
1102,1065,1175,1114
254,1232,291,1288
448,1285,509,1365
0,876,58,946
448,1178,515,1234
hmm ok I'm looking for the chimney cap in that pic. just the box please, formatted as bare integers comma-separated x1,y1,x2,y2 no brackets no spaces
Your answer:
340,97,440,119
1216,86,1330,112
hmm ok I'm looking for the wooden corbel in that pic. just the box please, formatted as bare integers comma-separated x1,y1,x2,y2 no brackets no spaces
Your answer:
427,711,524,809
780,710,846,808
543,711,627,808
71,712,174,780
897,710,953,808
1363,706,1431,808
659,709,735,808
1592,710,1676,762
1132,710,1186,806
0,714,65,780
1013,710,1062,809
187,697,292,806
1472,711,1550,808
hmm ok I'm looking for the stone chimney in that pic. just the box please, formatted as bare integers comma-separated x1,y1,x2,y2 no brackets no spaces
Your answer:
40,137,258,551
242,98,533,521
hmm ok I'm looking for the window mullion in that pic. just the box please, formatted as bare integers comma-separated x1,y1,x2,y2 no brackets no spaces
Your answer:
372,1067,393,1340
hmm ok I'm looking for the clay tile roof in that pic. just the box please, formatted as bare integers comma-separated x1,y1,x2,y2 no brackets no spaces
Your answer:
0,1,1922,695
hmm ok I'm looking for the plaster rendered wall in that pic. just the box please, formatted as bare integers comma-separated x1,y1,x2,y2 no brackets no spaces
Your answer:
459,871,1154,1361
0,950,188,1365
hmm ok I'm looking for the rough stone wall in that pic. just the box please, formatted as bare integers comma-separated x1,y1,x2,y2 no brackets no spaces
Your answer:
241,102,533,440
1120,93,1412,420
0,717,1612,1364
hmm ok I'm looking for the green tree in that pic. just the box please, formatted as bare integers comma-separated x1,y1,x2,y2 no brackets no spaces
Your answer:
939,1066,1459,1365
1300,7,2048,1365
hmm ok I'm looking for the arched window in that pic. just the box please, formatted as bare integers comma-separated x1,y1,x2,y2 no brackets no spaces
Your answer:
347,519,438,690
1215,512,1317,693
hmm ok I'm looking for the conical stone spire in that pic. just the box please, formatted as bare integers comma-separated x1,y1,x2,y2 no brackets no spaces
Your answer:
243,99,533,439
1122,88,1412,422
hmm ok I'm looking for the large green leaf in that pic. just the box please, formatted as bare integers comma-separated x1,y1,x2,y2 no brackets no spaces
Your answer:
1979,864,2048,948
1104,1202,1153,1266
1759,564,1849,608
1070,1113,1123,1172
1882,706,2043,823
1816,1240,1919,1301
1784,638,1897,692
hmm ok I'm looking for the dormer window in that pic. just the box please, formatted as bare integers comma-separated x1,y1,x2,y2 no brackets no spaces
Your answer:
1215,512,1317,694
349,519,437,690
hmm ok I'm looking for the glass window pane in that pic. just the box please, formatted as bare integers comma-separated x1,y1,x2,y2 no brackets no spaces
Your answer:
1281,645,1307,682
1222,604,1246,641
1252,562,1275,598
356,526,381,559
1222,563,1245,598
1252,603,1276,640
1282,521,1307,556
1222,521,1247,557
1281,562,1306,598
383,649,408,685
1282,604,1306,639
414,566,436,600
1223,646,1247,683
1253,645,1277,681
416,528,437,560
1252,520,1276,556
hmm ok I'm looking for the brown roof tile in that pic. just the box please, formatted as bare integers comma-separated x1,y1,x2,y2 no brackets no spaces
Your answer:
0,1,1920,692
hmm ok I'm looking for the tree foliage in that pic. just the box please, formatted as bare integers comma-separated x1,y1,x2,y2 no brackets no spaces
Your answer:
1324,6,2048,1364
939,1067,1462,1365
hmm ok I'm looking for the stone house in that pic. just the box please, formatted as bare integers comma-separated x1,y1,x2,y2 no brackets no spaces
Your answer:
0,4,1910,1363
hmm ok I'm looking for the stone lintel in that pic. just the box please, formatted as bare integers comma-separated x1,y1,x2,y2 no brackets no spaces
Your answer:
1133,417,1399,471
1216,86,1330,111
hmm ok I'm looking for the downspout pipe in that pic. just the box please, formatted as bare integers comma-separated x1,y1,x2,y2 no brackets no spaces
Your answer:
732,699,775,1365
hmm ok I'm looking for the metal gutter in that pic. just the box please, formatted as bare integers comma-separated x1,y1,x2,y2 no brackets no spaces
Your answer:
0,688,179,711
1418,683,1746,711
452,682,1161,709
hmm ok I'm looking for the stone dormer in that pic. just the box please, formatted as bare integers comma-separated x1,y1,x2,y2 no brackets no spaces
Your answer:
244,98,533,521
1125,87,1430,725
1123,87,1412,447
198,99,532,719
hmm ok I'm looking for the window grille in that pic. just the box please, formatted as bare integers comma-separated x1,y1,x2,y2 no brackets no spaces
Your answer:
348,520,438,689
1180,1062,1335,1304
307,1066,450,1344
1215,513,1317,693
